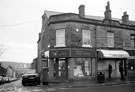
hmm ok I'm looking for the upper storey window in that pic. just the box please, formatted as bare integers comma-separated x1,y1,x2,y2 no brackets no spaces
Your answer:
107,32,114,47
130,34,135,48
82,30,91,47
56,29,65,47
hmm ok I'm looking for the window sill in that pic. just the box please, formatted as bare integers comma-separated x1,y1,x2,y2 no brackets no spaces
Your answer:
55,45,66,47
82,45,92,47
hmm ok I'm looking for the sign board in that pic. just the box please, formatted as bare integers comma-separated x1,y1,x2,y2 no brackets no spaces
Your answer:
49,49,70,58
71,49,96,57
49,49,96,58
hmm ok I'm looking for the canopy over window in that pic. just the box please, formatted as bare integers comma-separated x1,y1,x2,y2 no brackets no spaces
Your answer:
98,49,129,58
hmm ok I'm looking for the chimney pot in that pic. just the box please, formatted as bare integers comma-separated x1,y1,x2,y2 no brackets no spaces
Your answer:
106,1,110,10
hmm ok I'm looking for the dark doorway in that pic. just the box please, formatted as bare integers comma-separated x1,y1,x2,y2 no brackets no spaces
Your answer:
54,58,68,80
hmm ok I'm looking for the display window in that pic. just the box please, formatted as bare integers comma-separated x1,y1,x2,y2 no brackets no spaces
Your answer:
127,60,135,70
74,58,92,77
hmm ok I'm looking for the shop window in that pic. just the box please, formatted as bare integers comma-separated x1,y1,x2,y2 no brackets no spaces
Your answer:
98,60,115,70
56,29,65,47
74,58,91,77
127,60,135,70
82,30,92,47
107,32,114,47
130,34,135,48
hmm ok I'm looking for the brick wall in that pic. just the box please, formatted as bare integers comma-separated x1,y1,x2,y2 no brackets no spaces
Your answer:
68,58,75,79
49,22,96,48
96,26,107,48
96,26,124,49
48,58,54,80
123,29,135,49
91,58,96,78
114,29,123,48
48,15,132,49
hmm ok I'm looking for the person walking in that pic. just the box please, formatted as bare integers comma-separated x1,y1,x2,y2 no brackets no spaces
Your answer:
108,63,112,80
119,63,124,80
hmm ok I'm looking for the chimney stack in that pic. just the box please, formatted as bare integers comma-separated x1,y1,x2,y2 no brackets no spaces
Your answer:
104,1,112,20
79,4,85,18
122,11,129,23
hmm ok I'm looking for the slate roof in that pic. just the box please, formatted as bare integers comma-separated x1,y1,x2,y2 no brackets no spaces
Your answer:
44,10,63,18
44,10,135,26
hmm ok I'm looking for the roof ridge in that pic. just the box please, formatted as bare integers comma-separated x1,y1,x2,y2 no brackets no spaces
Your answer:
44,10,135,24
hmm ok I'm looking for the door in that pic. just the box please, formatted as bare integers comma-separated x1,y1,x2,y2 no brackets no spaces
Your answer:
54,58,68,80
58,60,66,79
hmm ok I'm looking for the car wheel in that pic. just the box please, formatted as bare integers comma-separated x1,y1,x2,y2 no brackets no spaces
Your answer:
22,82,26,86
37,81,40,85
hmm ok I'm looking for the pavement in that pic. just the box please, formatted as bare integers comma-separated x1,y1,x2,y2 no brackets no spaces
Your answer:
39,77,135,89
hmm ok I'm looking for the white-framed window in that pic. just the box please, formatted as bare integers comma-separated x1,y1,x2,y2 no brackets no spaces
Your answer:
82,30,91,47
56,29,65,47
107,32,114,47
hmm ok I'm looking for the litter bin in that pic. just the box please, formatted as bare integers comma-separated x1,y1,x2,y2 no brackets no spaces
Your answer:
97,72,105,83
42,67,49,85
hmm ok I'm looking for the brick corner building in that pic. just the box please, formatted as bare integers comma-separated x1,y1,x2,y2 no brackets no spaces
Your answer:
35,1,135,82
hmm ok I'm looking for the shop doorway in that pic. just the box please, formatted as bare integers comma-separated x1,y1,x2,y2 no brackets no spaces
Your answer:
54,58,68,80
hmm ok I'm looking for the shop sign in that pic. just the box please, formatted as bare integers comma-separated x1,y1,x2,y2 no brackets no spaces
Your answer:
49,49,70,58
71,49,96,57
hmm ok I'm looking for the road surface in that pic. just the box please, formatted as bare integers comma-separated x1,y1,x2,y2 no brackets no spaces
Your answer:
0,79,135,92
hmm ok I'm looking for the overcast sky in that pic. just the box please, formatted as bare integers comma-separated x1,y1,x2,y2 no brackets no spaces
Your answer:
0,0,134,63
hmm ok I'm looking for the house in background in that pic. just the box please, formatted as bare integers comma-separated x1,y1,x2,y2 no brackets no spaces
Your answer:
6,66,16,78
31,58,38,69
0,62,16,78
36,1,135,81
0,63,7,77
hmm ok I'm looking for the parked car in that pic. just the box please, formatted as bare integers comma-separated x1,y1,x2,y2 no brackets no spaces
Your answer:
10,78,17,82
3,77,10,83
22,73,40,86
0,76,4,84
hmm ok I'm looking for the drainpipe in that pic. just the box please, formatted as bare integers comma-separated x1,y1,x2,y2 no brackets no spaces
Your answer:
94,25,98,78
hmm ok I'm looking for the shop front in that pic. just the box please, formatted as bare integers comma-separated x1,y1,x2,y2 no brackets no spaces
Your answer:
97,49,129,79
125,50,135,78
48,48,96,80
126,50,135,70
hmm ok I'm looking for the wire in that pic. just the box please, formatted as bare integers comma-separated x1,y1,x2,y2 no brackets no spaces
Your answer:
0,19,41,28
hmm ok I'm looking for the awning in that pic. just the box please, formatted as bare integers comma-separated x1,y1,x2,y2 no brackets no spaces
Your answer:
98,49,129,58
